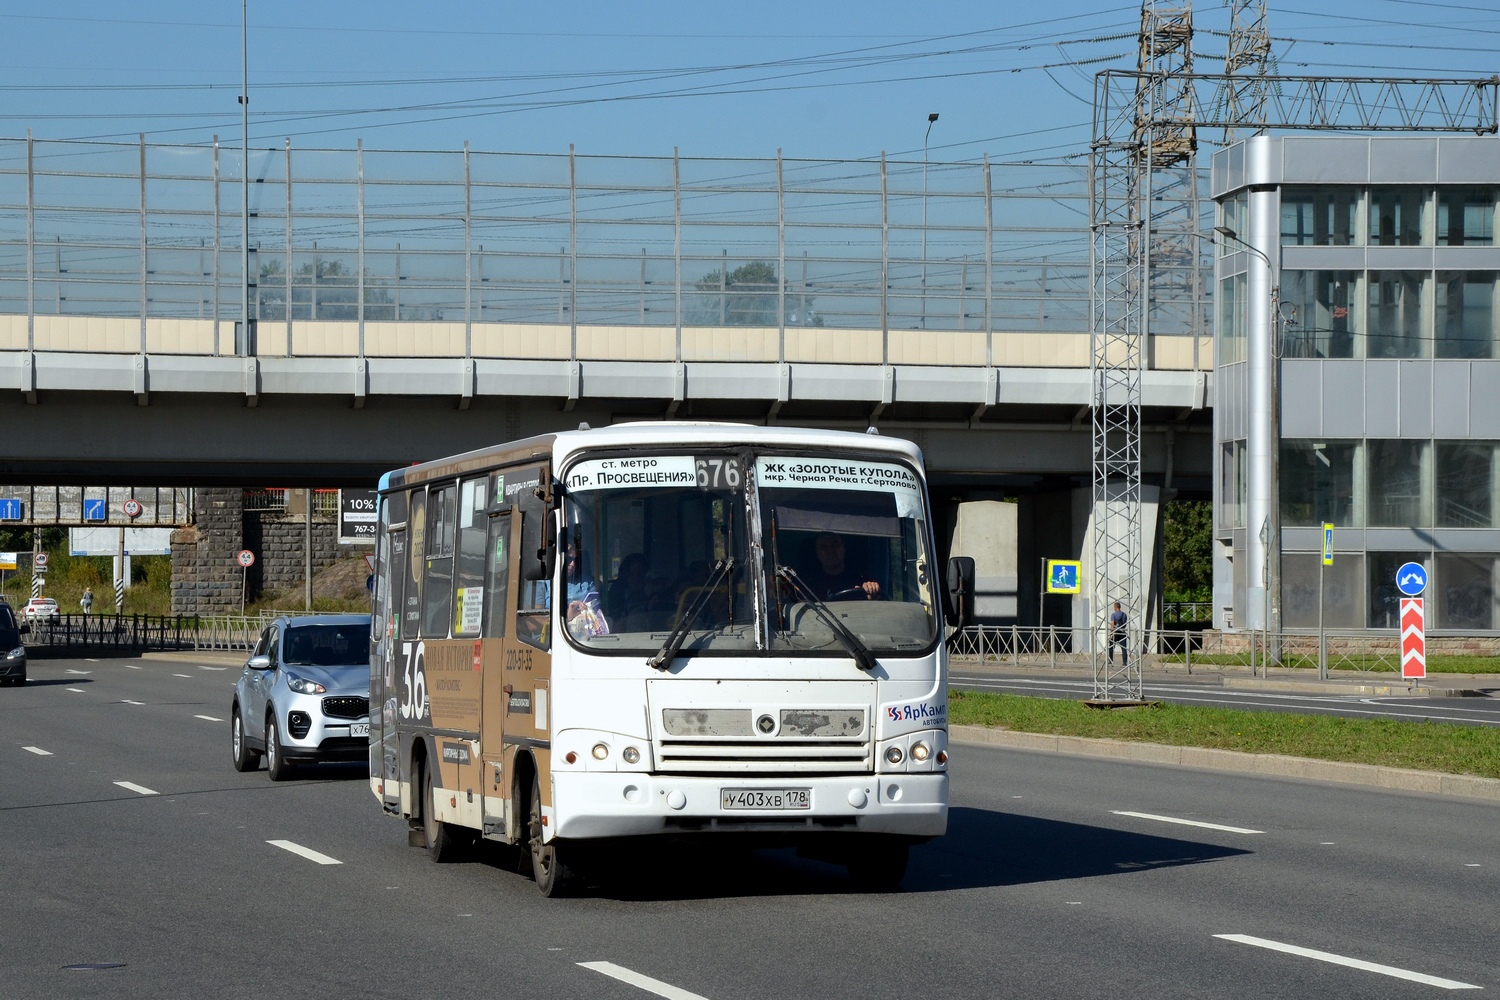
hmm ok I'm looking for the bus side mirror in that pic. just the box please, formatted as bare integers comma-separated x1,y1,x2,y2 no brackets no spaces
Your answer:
520,512,555,582
945,557,976,628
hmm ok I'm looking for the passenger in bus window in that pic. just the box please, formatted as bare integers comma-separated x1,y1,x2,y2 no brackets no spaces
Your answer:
805,532,881,600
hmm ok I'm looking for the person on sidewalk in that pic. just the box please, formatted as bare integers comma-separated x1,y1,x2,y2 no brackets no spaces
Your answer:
80,587,93,617
1108,601,1128,666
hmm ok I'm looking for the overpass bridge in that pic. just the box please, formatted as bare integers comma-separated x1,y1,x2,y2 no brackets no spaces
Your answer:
0,136,1215,624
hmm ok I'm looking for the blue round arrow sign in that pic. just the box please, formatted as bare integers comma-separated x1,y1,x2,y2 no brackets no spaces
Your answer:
1395,561,1428,597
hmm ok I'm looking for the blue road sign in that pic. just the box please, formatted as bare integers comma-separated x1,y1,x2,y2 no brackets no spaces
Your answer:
1322,523,1334,566
83,498,106,522
1046,559,1081,595
0,498,21,520
1395,561,1428,597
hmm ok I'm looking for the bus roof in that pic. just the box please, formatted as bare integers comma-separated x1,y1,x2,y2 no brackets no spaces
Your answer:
383,422,924,491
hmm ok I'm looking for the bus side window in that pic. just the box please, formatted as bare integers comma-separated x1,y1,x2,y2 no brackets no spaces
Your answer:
403,488,425,639
516,508,551,651
452,478,488,638
422,483,457,638
483,512,511,638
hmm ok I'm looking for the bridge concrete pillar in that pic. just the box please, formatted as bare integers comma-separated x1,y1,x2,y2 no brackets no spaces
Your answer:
170,488,246,614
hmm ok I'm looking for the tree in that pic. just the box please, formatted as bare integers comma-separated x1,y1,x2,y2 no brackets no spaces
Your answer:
256,259,395,322
688,260,822,327
1162,499,1213,602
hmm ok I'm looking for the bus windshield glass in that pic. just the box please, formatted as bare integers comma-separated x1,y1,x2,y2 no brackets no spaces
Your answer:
562,455,753,654
758,456,937,655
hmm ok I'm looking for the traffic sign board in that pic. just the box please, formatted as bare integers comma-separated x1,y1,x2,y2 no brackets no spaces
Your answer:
236,549,256,568
339,488,378,545
1395,561,1428,597
34,552,49,571
1322,523,1334,566
0,498,22,520
1045,560,1081,594
122,498,143,519
1401,597,1426,679
83,498,106,522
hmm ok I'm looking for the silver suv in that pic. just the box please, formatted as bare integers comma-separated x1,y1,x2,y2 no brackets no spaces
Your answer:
230,614,371,780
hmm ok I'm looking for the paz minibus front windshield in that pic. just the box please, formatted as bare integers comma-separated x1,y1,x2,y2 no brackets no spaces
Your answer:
562,455,754,655
758,456,937,655
561,451,937,658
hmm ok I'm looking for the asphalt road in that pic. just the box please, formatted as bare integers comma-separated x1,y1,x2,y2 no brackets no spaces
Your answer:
2,655,1497,998
953,669,1500,727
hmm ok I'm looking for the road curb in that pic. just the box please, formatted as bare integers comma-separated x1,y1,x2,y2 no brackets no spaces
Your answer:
948,724,1500,804
1219,677,1494,698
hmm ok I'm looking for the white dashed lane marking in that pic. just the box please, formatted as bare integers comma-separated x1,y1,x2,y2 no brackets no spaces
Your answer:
66,687,84,693
198,665,228,671
113,781,158,796
121,700,144,706
173,673,191,678
194,714,223,722
579,962,711,1000
22,746,53,756
1214,934,1481,990
1112,811,1263,835
64,669,91,675
267,840,342,865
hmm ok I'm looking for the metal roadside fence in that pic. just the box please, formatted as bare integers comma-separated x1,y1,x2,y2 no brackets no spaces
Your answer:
948,625,1429,677
24,610,334,653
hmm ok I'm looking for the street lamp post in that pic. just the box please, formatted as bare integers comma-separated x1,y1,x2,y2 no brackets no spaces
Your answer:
1216,223,1281,664
921,112,938,331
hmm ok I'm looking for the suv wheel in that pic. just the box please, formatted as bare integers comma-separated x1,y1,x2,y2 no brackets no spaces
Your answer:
265,715,294,781
231,706,260,772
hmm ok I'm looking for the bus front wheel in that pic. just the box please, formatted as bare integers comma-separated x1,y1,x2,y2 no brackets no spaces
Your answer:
527,773,574,897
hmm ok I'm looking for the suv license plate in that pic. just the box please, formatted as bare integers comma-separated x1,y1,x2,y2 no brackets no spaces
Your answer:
721,788,811,810
350,723,370,738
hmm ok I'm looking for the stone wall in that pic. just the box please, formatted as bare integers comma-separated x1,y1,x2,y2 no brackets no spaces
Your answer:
171,491,341,614
170,487,246,614
244,514,339,594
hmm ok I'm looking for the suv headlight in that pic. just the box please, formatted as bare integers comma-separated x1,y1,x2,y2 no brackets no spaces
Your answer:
6,646,24,660
284,672,326,695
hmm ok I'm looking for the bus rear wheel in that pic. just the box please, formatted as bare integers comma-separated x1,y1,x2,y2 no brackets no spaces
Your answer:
527,773,574,897
421,761,464,863
846,838,909,891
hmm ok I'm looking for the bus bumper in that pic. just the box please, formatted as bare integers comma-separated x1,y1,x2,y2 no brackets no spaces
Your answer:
549,771,947,841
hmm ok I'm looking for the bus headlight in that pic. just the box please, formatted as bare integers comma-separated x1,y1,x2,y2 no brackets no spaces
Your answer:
621,746,640,764
884,745,904,765
910,742,930,762
591,743,609,761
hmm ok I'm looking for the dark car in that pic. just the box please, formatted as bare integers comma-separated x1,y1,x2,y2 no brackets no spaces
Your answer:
0,600,30,686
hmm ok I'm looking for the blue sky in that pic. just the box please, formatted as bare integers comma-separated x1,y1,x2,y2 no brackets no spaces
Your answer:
2,1,1497,161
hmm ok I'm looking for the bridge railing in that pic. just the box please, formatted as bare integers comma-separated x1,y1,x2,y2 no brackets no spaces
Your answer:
23,610,348,654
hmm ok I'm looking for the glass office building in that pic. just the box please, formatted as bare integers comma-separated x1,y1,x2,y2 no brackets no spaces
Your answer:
1213,136,1500,632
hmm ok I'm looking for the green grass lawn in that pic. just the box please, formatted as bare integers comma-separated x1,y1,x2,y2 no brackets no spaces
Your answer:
949,689,1500,780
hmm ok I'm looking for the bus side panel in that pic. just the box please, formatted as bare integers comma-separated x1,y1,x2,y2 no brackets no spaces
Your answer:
422,638,483,830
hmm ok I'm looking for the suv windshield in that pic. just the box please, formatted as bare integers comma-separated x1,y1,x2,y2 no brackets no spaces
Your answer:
561,451,936,658
282,624,369,667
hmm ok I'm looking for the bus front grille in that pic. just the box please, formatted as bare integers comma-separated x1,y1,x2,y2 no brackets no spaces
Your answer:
655,739,873,775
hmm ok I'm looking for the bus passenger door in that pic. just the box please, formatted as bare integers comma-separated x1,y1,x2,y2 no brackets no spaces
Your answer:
479,508,515,839
378,527,407,812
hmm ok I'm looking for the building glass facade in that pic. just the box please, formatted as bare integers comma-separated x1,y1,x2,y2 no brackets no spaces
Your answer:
1215,136,1500,632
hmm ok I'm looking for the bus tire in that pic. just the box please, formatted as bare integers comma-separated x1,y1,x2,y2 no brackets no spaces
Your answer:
422,760,463,863
527,773,574,897
846,838,909,891
231,705,260,772
265,715,294,781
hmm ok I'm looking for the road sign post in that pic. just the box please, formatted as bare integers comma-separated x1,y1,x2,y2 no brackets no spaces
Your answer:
1395,561,1428,687
236,549,256,614
1319,524,1333,679
1041,559,1081,641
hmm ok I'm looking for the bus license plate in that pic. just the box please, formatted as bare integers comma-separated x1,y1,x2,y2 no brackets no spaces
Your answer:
721,788,811,810
350,723,370,738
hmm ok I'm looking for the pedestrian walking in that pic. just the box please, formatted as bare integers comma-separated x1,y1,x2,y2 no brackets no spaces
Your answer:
1108,601,1127,666
80,587,94,617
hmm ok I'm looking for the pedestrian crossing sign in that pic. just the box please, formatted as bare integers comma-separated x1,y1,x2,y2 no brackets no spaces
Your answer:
1046,560,1081,594
1322,523,1334,566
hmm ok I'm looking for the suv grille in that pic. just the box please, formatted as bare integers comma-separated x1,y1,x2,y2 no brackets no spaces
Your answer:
322,696,369,720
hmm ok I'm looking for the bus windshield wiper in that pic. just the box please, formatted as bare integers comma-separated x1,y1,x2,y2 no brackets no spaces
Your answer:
647,558,733,671
776,567,877,672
